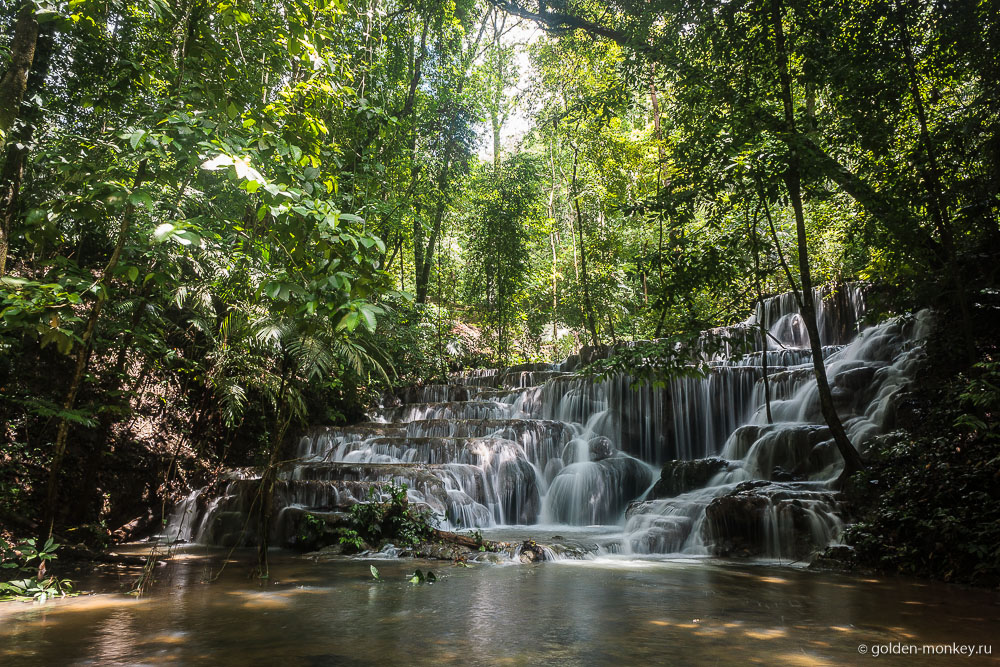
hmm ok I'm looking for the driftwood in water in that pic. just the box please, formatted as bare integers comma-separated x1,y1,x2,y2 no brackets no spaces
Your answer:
431,529,496,550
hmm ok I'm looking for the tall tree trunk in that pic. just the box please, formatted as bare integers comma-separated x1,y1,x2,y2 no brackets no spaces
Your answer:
548,137,559,352
0,2,38,138
768,0,864,480
413,14,488,303
649,63,665,192
569,146,599,347
46,160,149,534
550,231,558,351
256,368,292,578
416,158,452,303
0,1,40,275
0,139,26,277
748,205,773,424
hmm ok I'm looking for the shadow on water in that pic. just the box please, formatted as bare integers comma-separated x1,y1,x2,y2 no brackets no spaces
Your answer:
1,549,997,666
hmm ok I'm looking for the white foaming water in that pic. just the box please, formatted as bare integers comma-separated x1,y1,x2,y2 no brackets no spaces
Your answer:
163,284,927,562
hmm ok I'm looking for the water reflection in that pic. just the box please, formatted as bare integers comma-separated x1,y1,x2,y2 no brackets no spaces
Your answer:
0,550,997,666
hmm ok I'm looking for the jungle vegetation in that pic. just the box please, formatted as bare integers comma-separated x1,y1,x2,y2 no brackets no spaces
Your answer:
0,0,997,583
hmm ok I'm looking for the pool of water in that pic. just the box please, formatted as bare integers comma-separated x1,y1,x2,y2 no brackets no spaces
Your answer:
2,549,997,665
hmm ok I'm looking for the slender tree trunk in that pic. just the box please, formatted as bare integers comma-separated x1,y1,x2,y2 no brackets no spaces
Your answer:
768,0,864,479
0,141,26,277
550,231,558,351
417,157,452,303
570,147,599,346
548,137,559,352
46,160,149,533
256,370,292,578
748,205,773,424
649,64,665,192
413,14,489,303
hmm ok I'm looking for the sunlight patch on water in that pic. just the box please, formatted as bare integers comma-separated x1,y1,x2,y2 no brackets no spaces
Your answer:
0,594,149,622
141,632,187,645
774,653,835,666
745,628,788,640
554,556,701,570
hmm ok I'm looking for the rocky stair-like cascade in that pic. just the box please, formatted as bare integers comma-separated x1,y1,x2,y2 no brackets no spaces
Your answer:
165,283,929,562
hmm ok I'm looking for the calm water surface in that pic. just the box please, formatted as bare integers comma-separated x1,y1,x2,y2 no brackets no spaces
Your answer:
1,549,997,666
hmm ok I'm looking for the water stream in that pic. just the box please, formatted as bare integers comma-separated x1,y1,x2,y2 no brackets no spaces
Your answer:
1,549,996,666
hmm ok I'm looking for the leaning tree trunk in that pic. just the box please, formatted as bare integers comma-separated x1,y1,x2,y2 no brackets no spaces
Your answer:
768,0,864,480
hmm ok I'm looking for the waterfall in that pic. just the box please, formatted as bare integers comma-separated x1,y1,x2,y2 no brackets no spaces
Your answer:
164,283,927,561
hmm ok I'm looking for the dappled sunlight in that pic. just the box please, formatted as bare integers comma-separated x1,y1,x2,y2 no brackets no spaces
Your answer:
140,632,187,645
2,551,998,664
744,628,789,640
0,594,149,623
773,653,835,667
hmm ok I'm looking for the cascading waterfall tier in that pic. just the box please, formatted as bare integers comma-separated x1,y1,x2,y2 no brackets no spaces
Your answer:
165,283,926,562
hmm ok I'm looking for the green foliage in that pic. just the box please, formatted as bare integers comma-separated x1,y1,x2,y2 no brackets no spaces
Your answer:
338,528,365,552
846,357,1000,586
296,513,326,548
347,482,437,549
1,0,997,573
1,538,75,603
408,568,436,584
583,329,754,388
464,154,543,362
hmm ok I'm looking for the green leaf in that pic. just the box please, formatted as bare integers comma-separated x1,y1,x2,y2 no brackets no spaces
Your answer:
370,565,380,580
126,266,139,282
227,102,239,120
358,304,377,332
337,311,360,332
128,131,146,149
128,190,153,209
174,230,201,246
264,282,282,300
152,223,175,242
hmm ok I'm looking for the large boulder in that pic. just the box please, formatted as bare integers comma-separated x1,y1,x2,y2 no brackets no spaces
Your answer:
652,457,729,498
703,481,844,560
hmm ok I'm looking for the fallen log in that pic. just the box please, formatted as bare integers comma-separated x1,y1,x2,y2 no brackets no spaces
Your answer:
431,529,499,551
